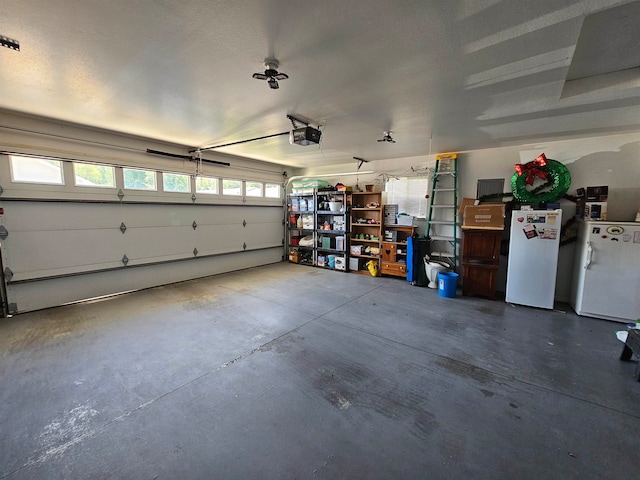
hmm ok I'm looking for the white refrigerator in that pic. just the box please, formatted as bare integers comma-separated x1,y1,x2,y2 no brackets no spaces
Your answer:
505,210,562,309
570,221,640,323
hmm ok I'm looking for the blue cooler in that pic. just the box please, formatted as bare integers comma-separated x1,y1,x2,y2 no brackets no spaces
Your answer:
438,272,459,298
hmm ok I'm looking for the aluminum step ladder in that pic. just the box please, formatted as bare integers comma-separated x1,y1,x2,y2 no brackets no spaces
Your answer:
425,153,459,271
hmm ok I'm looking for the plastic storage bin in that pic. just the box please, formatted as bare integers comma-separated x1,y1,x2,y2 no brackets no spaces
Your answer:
438,272,459,298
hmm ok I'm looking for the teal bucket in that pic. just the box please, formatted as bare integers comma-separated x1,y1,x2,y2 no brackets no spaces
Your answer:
328,255,336,268
438,272,459,298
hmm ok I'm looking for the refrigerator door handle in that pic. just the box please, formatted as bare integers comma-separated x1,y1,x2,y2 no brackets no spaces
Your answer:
585,241,593,269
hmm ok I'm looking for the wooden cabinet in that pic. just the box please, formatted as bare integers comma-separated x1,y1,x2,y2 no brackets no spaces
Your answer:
349,192,382,275
461,228,502,300
380,225,415,278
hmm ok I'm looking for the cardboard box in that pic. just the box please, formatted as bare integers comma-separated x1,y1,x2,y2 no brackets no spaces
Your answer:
462,204,505,230
458,198,478,215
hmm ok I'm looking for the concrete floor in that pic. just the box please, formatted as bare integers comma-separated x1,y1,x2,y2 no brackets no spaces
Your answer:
1,262,639,479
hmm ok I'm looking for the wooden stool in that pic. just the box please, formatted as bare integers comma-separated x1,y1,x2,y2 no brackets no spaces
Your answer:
620,328,640,382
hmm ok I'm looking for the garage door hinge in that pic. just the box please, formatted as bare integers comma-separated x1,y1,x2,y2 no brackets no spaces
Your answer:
117,189,125,201
0,185,4,195
120,222,127,234
4,267,13,282
122,255,129,266
193,247,198,257
281,238,285,245
0,225,8,240
243,220,247,227
192,221,197,230
243,242,247,250
192,194,197,204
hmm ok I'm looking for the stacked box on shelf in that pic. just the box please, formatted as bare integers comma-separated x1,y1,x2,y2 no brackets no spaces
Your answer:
384,204,399,225
306,197,315,211
301,214,314,229
384,230,398,242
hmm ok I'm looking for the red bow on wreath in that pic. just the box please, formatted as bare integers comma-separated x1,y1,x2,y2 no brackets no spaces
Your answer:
514,154,548,186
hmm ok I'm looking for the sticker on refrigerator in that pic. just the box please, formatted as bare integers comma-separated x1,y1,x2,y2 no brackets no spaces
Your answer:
622,234,631,242
523,224,538,239
539,228,558,240
606,225,624,235
527,214,546,224
634,231,640,244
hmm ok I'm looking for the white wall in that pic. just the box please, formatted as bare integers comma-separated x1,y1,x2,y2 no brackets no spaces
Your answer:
297,132,640,302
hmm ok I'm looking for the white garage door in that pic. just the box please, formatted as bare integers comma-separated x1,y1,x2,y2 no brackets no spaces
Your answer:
0,200,283,313
0,151,286,314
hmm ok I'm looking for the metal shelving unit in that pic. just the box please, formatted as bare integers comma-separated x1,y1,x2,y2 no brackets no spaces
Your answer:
286,189,348,270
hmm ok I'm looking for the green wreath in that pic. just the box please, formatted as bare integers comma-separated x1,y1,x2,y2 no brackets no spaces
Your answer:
511,157,571,203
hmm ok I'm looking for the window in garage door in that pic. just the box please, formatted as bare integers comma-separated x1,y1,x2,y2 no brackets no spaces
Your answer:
9,155,64,185
74,163,116,188
123,167,157,190
162,172,191,193
246,181,263,197
222,179,242,196
265,183,281,198
195,176,219,194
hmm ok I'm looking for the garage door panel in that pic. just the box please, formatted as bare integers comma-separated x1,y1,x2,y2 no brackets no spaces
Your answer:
4,230,124,280
192,206,244,226
121,204,201,228
193,224,245,254
245,223,284,249
1,202,124,231
241,207,283,224
120,227,196,259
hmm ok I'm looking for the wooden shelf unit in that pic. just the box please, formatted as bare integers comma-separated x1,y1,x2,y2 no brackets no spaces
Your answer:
348,192,382,275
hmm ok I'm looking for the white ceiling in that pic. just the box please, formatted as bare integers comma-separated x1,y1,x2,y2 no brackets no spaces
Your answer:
2,0,640,168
